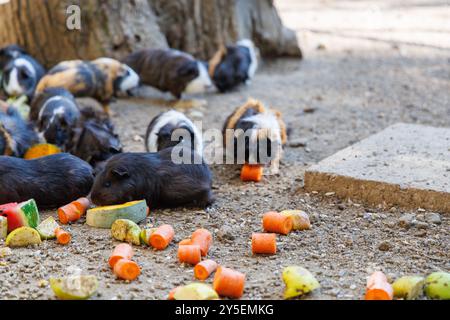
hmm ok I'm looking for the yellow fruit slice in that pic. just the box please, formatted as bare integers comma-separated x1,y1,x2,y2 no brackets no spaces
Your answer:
173,283,219,300
5,227,42,247
36,216,59,240
50,275,98,300
86,200,148,229
24,144,61,160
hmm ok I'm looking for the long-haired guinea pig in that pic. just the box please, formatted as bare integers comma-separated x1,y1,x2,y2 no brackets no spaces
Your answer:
0,153,94,208
123,49,213,99
1,50,45,100
30,87,81,149
35,58,140,112
0,103,39,157
209,39,258,93
0,45,27,70
223,99,287,166
90,148,214,209
145,110,203,155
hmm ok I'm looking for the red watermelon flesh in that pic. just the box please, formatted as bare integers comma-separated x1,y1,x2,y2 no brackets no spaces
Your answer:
0,200,40,232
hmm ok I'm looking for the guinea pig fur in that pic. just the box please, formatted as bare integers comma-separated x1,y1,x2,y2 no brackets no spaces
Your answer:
0,153,94,208
0,104,39,157
2,53,45,100
123,49,213,99
31,88,82,149
209,39,258,93
35,58,140,108
0,45,27,70
223,99,287,165
145,110,203,155
90,148,214,209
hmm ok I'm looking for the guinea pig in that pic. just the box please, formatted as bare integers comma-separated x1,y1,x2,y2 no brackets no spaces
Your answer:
223,99,287,166
0,153,94,208
68,119,122,171
2,53,45,100
0,45,27,70
145,110,203,155
31,87,82,149
35,58,140,113
0,103,39,157
209,39,258,93
90,148,214,209
123,49,213,99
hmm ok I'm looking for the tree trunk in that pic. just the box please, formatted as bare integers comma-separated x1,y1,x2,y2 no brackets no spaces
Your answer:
0,0,301,69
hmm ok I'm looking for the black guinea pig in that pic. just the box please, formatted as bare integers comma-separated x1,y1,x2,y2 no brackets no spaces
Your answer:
145,110,203,155
0,45,27,70
0,153,94,208
209,39,258,93
0,103,39,157
123,49,213,99
36,58,140,113
2,52,45,100
223,99,287,166
90,148,214,209
31,87,82,149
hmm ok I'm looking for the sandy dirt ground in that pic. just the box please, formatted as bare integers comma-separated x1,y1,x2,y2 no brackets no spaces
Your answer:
0,0,449,300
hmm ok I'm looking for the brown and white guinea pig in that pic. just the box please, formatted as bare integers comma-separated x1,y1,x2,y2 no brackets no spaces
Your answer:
30,87,81,149
209,39,258,93
0,153,94,208
90,147,214,209
0,102,39,157
35,58,140,112
123,49,213,99
1,48,45,100
145,110,203,155
223,99,287,166
0,45,27,70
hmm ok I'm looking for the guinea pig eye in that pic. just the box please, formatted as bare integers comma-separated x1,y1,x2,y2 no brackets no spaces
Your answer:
103,181,111,188
20,69,30,80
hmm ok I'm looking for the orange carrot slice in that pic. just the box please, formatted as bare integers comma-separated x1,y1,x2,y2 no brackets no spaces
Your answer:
72,197,90,215
191,229,212,257
113,259,141,281
365,271,394,300
58,203,81,225
179,239,192,246
252,233,277,255
178,244,201,265
109,243,134,268
262,211,293,235
194,260,218,281
55,227,71,245
213,266,246,299
168,287,180,300
241,164,263,182
150,224,175,250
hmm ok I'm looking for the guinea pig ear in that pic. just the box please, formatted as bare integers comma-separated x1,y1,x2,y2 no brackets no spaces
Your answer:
112,166,129,178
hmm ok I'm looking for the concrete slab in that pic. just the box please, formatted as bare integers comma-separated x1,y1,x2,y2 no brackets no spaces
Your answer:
304,123,450,213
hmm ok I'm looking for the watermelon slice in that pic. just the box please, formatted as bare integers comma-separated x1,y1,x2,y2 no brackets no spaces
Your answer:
0,199,40,232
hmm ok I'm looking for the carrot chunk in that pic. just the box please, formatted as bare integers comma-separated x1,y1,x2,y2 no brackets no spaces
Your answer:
194,260,218,281
365,271,394,300
58,203,81,225
191,229,212,257
72,197,90,215
55,227,71,245
179,239,192,246
262,211,293,235
150,224,175,250
178,244,202,265
241,164,263,182
109,243,134,268
113,259,141,281
252,233,277,255
213,267,246,299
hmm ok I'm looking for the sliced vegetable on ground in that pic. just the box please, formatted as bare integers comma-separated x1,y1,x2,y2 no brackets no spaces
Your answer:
424,272,450,300
5,226,42,247
392,276,425,300
282,266,320,299
50,275,98,300
111,219,141,245
86,200,148,228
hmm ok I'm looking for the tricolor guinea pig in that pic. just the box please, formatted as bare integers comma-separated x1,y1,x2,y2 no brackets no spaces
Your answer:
36,58,140,112
209,39,258,93
145,110,203,155
90,148,214,209
0,45,27,70
1,50,45,100
0,153,94,208
223,99,287,166
30,87,81,149
123,49,213,99
0,102,39,157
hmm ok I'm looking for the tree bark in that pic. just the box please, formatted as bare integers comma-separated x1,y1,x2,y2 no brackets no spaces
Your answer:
0,0,301,69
